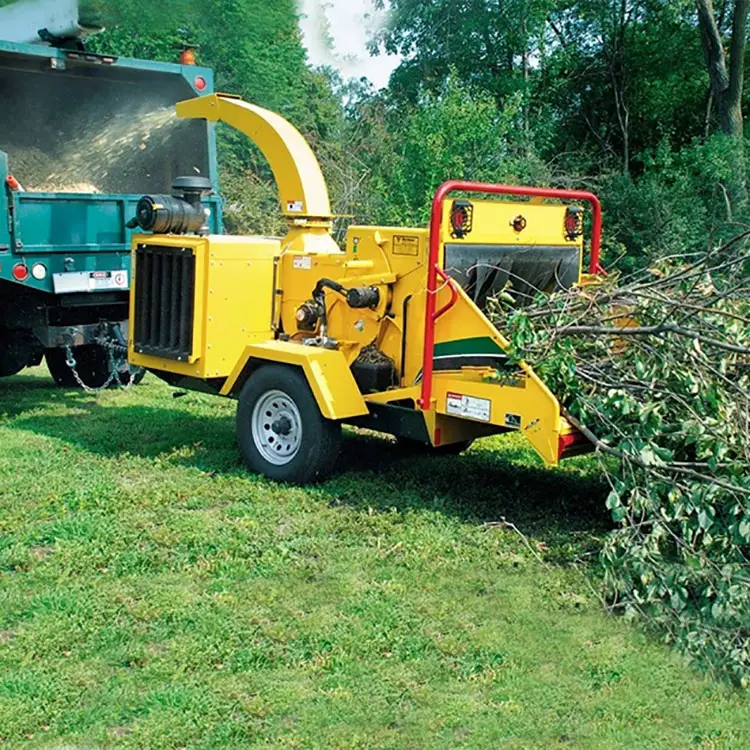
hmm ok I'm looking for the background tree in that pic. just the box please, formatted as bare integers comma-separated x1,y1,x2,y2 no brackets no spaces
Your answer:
696,0,748,139
696,0,749,202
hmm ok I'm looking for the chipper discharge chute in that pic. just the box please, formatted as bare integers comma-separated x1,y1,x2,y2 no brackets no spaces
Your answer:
128,93,603,483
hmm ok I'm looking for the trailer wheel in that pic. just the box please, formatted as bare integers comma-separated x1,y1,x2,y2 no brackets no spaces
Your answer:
237,365,341,484
46,346,144,389
396,437,474,456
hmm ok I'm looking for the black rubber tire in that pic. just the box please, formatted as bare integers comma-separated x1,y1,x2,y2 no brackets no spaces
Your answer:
396,437,475,456
45,347,80,387
129,367,147,386
46,345,144,389
0,357,27,378
0,362,26,378
236,365,341,484
0,331,41,377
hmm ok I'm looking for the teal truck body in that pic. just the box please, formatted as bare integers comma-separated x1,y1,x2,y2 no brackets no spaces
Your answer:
0,36,222,385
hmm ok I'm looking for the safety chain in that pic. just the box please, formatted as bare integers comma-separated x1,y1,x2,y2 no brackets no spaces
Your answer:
63,334,144,394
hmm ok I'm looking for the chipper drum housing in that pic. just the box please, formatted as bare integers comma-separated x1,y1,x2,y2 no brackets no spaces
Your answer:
129,93,603,483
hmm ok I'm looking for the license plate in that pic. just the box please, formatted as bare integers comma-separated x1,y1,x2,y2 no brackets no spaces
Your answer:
52,270,129,294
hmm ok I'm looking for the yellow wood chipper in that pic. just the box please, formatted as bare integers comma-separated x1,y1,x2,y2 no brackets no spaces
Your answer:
127,93,604,483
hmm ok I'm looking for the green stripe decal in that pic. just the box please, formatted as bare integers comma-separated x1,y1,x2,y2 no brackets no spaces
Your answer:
434,337,507,357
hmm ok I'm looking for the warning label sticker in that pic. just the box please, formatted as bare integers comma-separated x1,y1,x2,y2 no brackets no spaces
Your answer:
287,200,304,213
446,392,491,423
393,235,420,256
504,413,522,429
293,256,312,270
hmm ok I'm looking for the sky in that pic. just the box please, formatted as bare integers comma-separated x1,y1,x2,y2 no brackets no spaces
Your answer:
297,0,401,89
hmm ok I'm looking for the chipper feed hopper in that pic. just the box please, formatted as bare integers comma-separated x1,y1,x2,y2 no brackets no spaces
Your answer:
0,4,222,387
128,93,603,483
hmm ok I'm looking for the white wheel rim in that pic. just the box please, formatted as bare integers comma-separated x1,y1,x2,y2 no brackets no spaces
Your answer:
251,389,303,466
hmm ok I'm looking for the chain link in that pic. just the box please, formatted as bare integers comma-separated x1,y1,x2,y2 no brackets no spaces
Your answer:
63,333,144,394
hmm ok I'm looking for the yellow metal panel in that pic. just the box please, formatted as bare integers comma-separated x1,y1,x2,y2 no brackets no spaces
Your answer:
176,94,332,219
431,375,562,465
202,236,279,377
441,199,583,254
422,410,501,447
129,234,280,379
221,340,369,420
422,281,564,465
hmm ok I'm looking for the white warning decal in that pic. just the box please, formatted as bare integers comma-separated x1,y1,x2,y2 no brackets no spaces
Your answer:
446,392,491,422
293,256,312,270
287,200,304,213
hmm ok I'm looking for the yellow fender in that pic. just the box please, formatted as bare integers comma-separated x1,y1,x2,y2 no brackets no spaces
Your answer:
220,340,369,421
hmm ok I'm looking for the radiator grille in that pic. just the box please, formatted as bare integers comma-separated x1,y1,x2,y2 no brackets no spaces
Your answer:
133,244,196,361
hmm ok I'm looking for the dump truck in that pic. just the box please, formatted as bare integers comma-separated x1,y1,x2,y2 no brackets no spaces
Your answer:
126,93,604,483
0,0,222,387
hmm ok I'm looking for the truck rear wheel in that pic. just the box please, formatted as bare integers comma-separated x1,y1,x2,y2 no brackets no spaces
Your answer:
46,345,144,389
236,365,341,484
0,331,42,377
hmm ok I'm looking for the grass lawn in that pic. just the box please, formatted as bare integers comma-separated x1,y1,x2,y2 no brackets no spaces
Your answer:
0,367,748,748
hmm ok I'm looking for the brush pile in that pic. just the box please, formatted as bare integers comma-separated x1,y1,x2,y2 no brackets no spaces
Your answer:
491,233,750,685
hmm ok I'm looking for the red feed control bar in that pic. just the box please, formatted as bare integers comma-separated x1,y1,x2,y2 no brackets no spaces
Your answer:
419,180,604,409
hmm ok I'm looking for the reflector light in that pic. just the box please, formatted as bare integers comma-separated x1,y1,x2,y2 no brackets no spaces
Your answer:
194,75,207,92
12,263,28,282
565,206,585,240
31,263,47,281
450,200,474,239
512,215,527,232
180,49,197,66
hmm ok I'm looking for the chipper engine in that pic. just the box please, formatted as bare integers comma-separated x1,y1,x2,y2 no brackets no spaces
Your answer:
128,93,603,483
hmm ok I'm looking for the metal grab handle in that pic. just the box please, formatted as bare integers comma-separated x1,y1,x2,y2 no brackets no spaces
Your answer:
433,267,459,321
419,180,604,409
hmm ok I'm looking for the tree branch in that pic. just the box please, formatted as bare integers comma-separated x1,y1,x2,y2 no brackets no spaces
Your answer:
555,320,750,354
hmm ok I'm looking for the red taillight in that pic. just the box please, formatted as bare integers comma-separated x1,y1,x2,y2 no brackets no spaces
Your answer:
558,430,593,460
450,200,473,238
565,206,584,240
194,75,207,92
12,263,29,282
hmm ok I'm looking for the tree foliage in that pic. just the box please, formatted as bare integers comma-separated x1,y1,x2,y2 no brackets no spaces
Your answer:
496,238,750,685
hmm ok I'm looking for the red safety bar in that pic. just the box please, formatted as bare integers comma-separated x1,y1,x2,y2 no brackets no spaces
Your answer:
419,180,604,409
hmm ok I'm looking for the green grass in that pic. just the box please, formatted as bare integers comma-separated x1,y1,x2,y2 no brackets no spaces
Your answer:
0,368,748,749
